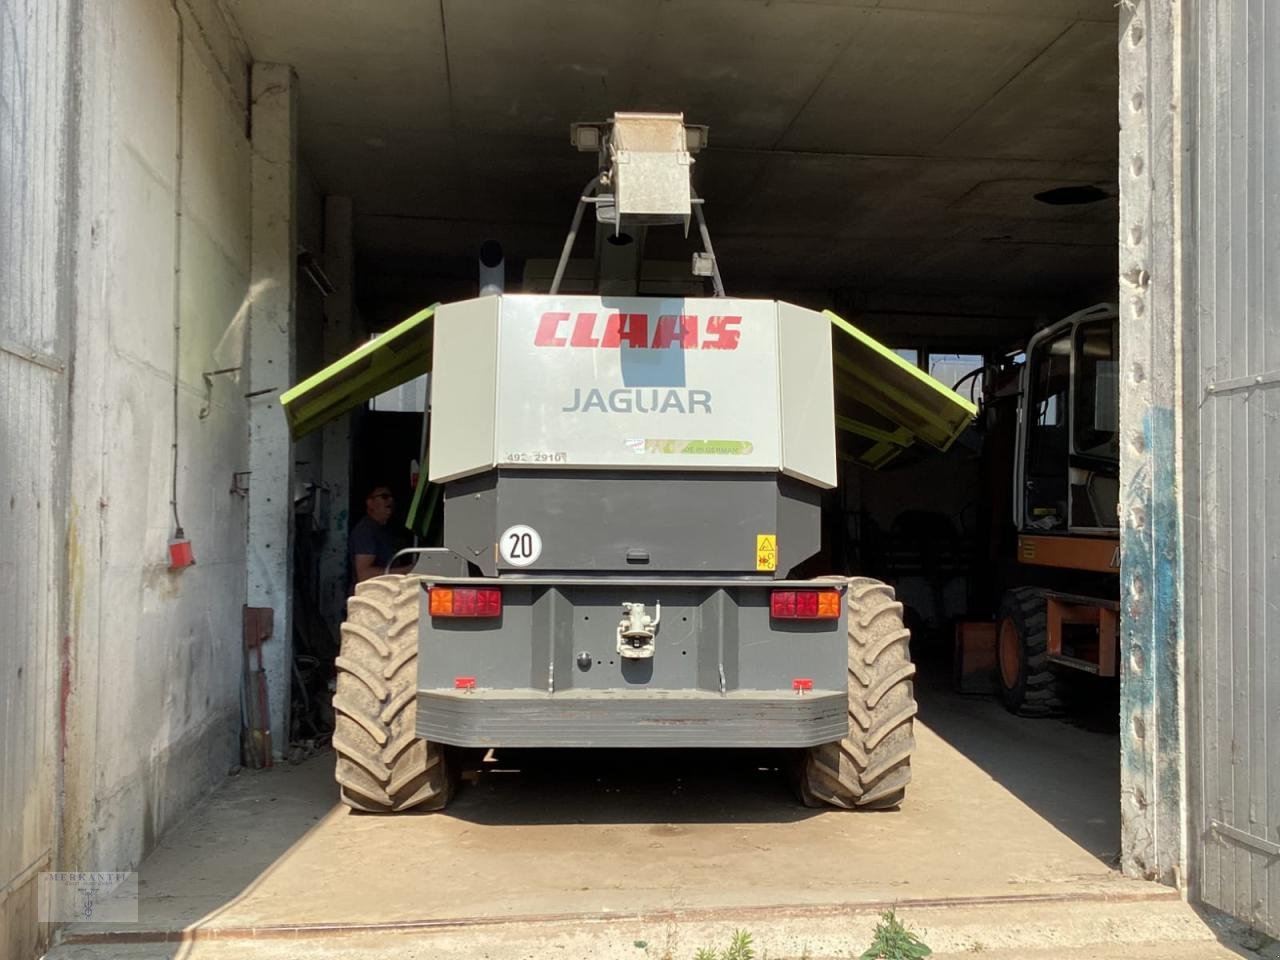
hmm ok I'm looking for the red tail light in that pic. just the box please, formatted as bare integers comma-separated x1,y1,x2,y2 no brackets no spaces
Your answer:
770,589,841,620
429,587,502,618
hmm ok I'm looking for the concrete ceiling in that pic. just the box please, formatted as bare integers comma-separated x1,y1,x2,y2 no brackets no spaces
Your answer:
228,0,1119,329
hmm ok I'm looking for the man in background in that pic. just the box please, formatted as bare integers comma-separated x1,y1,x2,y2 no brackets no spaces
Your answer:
350,482,413,585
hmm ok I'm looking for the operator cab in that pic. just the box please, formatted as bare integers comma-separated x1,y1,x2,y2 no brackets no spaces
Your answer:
988,302,1121,717
1015,303,1120,538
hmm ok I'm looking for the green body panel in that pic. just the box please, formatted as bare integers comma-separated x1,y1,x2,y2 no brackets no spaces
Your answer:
279,304,437,438
825,309,978,468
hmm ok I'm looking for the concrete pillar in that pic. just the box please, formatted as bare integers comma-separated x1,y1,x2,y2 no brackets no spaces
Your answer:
1116,0,1186,886
319,195,355,629
247,63,298,759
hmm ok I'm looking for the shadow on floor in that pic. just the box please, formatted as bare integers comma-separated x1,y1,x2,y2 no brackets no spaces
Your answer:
1194,903,1278,959
912,638,1122,865
413,745,826,826
62,677,1136,947
124,757,337,931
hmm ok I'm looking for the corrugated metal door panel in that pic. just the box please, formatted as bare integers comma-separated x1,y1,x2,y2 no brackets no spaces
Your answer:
1192,0,1279,937
1263,1,1280,934
0,358,61,881
1269,387,1280,936
0,5,68,359
0,0,70,951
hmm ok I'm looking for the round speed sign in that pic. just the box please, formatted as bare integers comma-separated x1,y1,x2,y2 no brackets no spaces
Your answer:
499,524,543,567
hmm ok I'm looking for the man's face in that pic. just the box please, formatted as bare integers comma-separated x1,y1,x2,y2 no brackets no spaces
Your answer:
366,488,394,524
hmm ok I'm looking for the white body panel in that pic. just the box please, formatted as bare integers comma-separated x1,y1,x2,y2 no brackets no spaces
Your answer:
496,295,781,471
429,294,835,489
777,301,837,488
429,296,501,483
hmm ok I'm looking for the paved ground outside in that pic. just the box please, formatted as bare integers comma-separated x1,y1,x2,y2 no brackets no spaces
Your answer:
45,681,1266,959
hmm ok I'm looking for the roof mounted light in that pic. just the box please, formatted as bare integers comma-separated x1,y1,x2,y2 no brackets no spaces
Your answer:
570,122,603,152
571,117,707,155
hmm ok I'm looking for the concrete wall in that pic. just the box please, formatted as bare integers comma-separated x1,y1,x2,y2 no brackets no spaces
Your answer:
316,196,358,632
292,166,333,659
61,0,252,880
295,164,327,483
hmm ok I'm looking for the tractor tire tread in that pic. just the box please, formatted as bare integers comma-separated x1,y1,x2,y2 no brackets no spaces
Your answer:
334,574,453,813
798,576,916,810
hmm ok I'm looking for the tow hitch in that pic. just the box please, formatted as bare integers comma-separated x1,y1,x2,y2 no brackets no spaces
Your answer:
617,601,661,659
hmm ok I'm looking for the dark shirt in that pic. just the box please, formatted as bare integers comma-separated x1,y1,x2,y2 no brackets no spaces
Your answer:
350,515,394,570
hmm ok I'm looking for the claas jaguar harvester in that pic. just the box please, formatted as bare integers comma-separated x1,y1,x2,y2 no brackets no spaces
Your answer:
330,113,921,812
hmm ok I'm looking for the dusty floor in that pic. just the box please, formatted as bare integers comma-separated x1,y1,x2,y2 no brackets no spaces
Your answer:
46,683,1261,958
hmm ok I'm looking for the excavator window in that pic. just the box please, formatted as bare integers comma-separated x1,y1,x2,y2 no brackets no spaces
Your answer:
1073,320,1120,459
1024,331,1071,529
1069,318,1120,530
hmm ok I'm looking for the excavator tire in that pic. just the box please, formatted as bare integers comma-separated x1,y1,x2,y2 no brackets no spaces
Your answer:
996,586,1065,717
797,577,917,810
333,574,454,812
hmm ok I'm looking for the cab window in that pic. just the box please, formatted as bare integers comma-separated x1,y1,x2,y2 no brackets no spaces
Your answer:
1073,319,1119,459
1023,331,1071,529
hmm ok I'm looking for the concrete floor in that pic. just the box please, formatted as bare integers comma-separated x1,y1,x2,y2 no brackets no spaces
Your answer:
46,684,1261,959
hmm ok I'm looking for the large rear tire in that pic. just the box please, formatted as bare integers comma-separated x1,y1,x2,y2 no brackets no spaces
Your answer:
996,586,1065,717
333,574,454,812
797,577,917,810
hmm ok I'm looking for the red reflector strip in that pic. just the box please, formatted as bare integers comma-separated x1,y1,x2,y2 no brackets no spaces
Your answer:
793,678,814,691
770,589,841,620
429,587,502,618
454,676,476,689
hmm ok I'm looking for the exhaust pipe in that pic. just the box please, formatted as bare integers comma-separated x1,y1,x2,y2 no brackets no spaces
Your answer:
479,239,504,296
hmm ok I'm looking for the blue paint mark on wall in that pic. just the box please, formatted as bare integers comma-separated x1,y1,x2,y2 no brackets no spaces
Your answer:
1120,404,1183,883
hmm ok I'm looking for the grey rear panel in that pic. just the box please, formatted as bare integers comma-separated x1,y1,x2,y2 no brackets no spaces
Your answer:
444,470,820,576
415,578,849,748
420,690,847,748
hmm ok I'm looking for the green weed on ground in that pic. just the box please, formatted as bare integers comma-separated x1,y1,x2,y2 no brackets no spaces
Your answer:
693,929,755,960
858,909,933,960
673,908,932,960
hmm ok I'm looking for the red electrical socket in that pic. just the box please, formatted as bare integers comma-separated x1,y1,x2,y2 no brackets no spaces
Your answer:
168,528,195,570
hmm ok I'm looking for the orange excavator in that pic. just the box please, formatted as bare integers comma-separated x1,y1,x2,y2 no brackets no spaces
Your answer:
988,304,1120,716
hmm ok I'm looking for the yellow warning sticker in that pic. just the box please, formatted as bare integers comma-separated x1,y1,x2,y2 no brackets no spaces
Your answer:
756,534,778,571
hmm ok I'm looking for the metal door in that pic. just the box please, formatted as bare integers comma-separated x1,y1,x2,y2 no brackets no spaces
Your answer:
1188,0,1280,936
0,1,73,956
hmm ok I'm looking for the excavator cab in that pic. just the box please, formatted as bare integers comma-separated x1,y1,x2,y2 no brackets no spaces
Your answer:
996,303,1120,717
1015,303,1120,537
